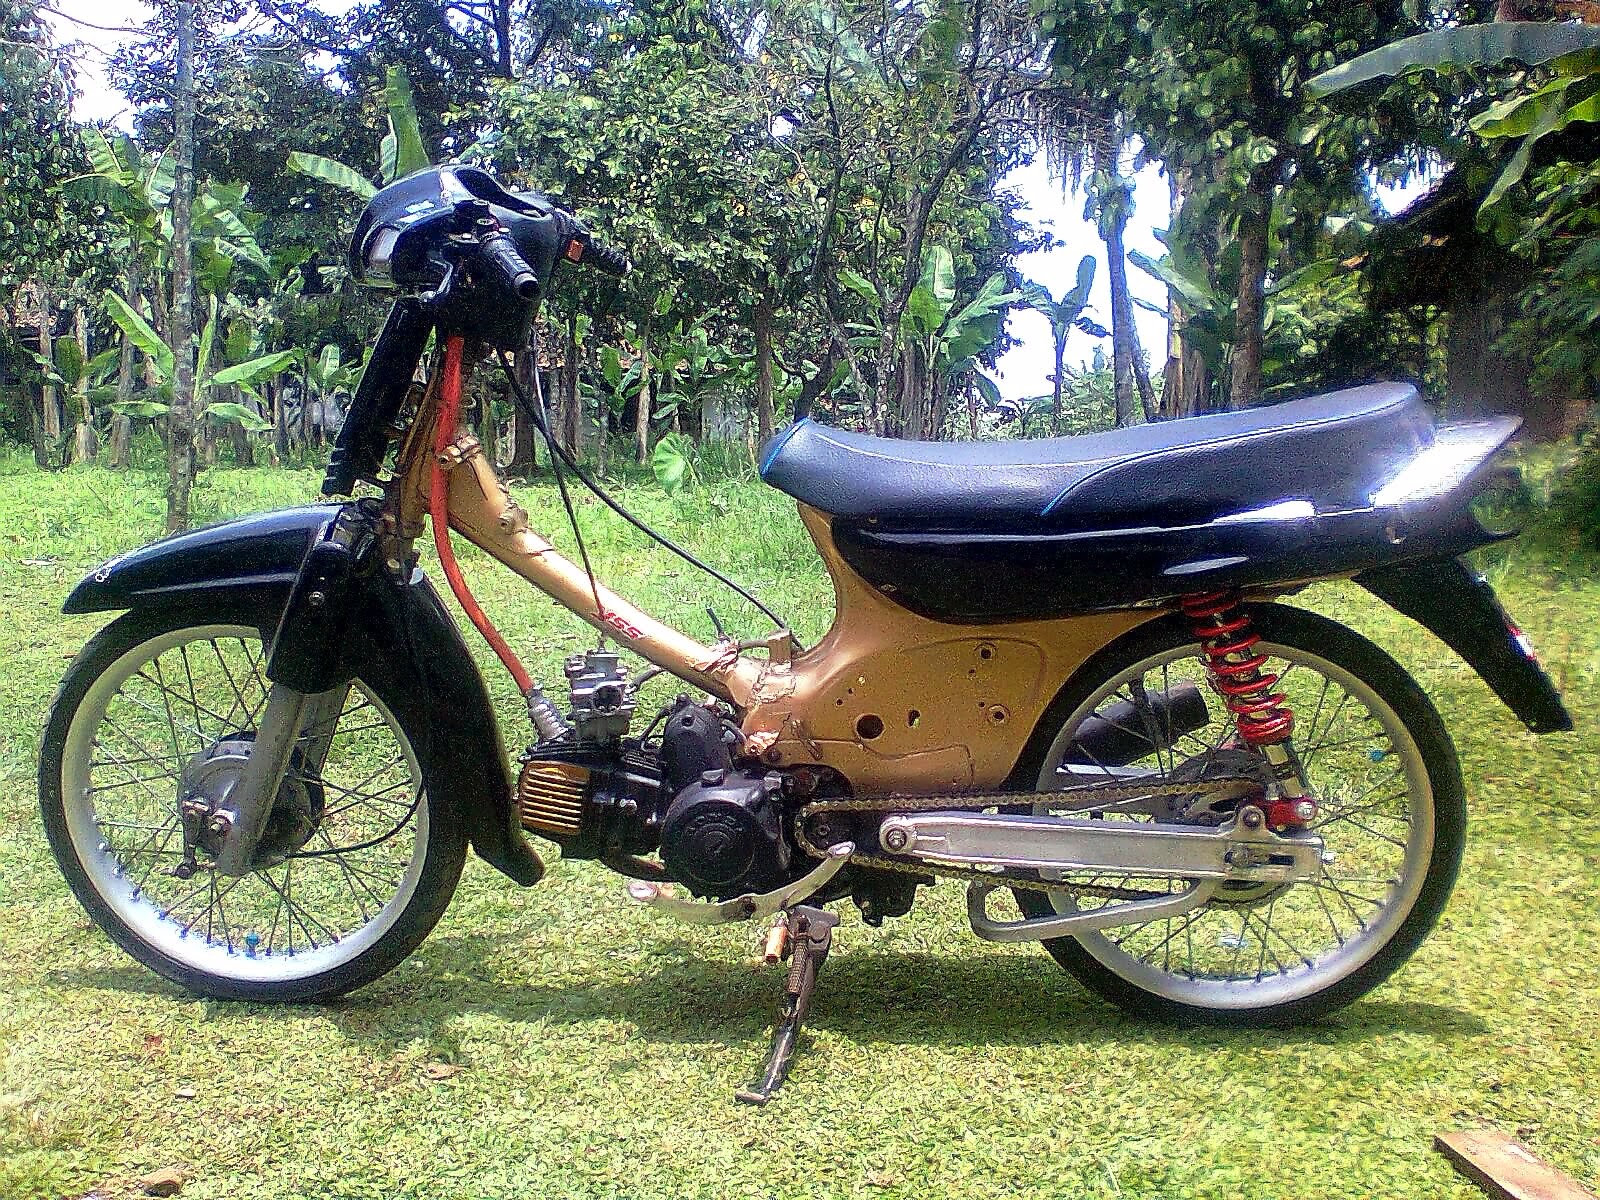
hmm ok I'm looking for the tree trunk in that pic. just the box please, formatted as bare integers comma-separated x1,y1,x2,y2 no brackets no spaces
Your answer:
871,326,895,436
229,385,254,466
300,361,313,453
72,308,98,463
1161,286,1185,419
563,305,581,456
508,351,537,474
475,370,496,465
1095,133,1153,426
754,293,776,445
795,342,837,423
27,383,48,468
896,346,932,440
111,267,138,467
108,417,132,467
1229,195,1271,410
271,380,289,462
166,0,198,533
1052,337,1066,433
37,289,60,446
930,372,949,441
634,323,652,464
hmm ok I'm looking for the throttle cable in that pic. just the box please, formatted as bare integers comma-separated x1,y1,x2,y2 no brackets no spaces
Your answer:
494,344,792,637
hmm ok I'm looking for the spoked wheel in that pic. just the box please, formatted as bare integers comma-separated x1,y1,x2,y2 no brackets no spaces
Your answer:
1013,605,1465,1025
40,603,466,1002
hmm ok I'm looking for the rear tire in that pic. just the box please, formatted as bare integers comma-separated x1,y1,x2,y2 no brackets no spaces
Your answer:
1012,605,1465,1026
40,600,467,1003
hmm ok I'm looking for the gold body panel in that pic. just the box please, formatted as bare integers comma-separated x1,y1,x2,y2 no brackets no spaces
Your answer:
734,506,1155,791
398,392,1160,794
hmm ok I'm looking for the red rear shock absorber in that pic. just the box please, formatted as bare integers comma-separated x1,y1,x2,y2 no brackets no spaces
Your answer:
1179,590,1316,829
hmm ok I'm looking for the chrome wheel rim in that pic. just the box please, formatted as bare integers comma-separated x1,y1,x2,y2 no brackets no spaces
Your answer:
60,624,429,983
1035,638,1434,1010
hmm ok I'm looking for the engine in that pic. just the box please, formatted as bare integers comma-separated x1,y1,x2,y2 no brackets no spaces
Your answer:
658,767,790,898
515,655,796,900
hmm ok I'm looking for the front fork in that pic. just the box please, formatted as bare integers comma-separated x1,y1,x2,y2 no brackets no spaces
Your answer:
1179,591,1318,832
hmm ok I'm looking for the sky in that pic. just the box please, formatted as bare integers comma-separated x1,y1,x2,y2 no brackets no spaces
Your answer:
43,0,1427,403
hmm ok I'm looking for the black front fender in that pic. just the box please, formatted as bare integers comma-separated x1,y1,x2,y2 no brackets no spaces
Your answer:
63,505,340,615
1356,556,1573,734
63,504,545,886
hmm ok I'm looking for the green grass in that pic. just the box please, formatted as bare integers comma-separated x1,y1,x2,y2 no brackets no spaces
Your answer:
1,462,1598,1200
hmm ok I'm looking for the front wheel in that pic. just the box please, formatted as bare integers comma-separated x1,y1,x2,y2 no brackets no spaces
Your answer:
1013,605,1465,1026
40,602,467,1002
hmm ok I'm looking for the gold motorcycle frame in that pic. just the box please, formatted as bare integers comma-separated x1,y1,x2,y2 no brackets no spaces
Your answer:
384,335,1272,797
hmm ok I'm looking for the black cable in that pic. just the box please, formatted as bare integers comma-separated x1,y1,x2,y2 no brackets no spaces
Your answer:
495,347,791,634
525,330,608,627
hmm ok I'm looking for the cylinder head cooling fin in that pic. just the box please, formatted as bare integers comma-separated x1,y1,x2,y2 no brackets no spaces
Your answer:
517,759,591,838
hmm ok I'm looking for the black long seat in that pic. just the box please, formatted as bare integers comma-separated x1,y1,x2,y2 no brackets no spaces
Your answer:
758,383,1434,529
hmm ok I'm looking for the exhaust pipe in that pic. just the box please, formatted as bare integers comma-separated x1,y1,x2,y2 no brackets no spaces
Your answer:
1066,681,1209,768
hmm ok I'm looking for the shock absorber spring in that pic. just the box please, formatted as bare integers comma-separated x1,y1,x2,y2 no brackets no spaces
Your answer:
1179,590,1315,827
1178,590,1294,746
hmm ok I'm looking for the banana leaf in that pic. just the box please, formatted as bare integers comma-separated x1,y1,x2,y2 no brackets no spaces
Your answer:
287,152,378,200
1308,22,1600,98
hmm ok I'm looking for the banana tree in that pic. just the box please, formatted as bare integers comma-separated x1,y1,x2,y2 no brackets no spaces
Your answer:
841,246,1022,437
288,67,431,199
651,320,730,431
1023,254,1100,433
596,340,645,475
103,290,292,438
63,131,269,292
61,128,270,453
1309,22,1600,215
640,319,730,493
297,343,363,449
29,337,119,464
1131,230,1338,409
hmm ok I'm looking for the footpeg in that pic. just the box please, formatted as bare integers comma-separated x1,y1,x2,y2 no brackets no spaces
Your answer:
625,842,854,926
736,905,838,1105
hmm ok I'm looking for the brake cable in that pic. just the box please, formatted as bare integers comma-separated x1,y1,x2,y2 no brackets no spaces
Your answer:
521,328,609,632
494,344,793,637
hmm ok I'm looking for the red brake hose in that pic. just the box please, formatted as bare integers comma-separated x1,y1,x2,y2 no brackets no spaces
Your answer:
429,335,535,694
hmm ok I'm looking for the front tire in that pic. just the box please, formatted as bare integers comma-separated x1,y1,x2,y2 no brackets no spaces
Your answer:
1012,605,1465,1026
40,601,467,1003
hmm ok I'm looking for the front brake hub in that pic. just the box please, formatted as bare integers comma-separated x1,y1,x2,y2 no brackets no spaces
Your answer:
174,734,326,872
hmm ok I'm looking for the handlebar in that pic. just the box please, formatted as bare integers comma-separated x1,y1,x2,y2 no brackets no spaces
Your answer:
476,231,540,300
574,236,631,278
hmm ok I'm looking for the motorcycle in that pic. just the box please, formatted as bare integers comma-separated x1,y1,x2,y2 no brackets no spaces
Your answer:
40,165,1571,1103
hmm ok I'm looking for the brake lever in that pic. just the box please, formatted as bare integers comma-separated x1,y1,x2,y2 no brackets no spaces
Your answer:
419,258,459,310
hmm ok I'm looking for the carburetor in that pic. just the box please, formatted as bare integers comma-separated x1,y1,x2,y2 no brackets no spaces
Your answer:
564,649,636,744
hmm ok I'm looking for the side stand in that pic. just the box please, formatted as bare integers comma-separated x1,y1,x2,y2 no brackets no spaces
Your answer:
734,905,838,1105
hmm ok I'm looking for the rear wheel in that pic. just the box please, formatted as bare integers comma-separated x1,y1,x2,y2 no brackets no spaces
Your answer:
40,602,466,1002
1013,605,1465,1025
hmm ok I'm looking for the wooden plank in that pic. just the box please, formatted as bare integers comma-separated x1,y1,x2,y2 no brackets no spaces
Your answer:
1435,1130,1599,1200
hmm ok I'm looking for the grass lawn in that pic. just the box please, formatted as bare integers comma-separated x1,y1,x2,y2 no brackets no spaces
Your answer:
1,458,1597,1200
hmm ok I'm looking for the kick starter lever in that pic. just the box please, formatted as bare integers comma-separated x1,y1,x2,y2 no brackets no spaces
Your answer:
735,905,838,1105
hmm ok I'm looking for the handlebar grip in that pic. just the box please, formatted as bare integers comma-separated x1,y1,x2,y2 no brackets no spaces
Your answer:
578,237,631,278
477,232,540,300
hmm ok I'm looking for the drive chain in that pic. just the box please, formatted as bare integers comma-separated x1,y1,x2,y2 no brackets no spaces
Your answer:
796,778,1255,902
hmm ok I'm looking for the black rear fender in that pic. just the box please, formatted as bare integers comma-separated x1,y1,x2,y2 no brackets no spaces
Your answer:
62,504,545,885
1357,556,1572,734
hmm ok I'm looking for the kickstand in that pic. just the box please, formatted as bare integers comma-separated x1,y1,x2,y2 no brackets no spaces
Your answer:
735,905,838,1105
